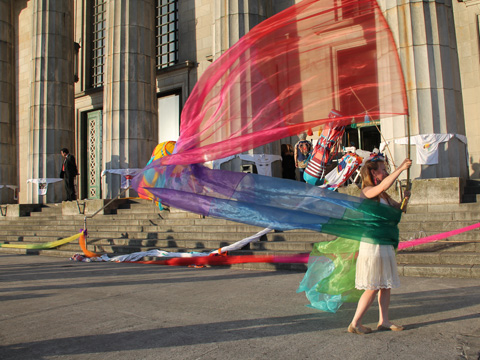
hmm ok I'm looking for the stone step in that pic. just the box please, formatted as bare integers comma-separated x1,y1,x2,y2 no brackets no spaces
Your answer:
398,264,480,279
398,221,480,232
396,252,480,266
0,246,75,258
0,230,332,245
401,212,480,222
399,231,480,242
406,203,480,214
398,240,480,253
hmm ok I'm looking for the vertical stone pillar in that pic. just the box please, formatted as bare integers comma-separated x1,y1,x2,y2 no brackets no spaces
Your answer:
0,0,16,204
29,0,75,203
213,1,282,174
213,0,270,58
103,0,158,198
379,0,468,179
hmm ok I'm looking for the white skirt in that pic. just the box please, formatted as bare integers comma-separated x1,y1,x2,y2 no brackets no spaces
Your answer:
355,242,400,290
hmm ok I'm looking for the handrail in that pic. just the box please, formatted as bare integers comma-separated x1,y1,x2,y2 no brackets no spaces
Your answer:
83,187,131,232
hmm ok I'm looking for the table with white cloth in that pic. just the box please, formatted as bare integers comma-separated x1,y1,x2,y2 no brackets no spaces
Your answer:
101,169,143,189
26,178,63,196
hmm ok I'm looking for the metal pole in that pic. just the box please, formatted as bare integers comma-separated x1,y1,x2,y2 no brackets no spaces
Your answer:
401,115,411,211
82,186,131,234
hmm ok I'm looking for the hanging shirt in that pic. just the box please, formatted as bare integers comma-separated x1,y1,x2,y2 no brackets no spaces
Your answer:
238,154,282,176
395,134,454,165
212,155,236,169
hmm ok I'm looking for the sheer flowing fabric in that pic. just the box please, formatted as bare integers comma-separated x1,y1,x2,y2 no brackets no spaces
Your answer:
132,0,408,313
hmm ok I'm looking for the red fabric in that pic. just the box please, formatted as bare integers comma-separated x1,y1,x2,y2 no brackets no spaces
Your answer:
154,0,406,166
128,253,310,266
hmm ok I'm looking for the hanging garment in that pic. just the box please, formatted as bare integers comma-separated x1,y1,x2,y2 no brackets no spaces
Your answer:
320,153,363,190
304,125,345,185
238,154,282,176
212,155,236,169
395,134,454,165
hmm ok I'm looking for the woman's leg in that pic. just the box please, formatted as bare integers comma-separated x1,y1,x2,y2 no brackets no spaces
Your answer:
377,288,403,330
351,289,378,327
378,288,391,326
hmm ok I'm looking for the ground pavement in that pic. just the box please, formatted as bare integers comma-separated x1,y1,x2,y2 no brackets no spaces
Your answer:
0,254,479,360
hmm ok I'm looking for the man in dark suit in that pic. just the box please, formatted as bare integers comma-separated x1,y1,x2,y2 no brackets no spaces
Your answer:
60,148,78,201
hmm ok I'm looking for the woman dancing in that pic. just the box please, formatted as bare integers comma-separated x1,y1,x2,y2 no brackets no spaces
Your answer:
348,155,412,334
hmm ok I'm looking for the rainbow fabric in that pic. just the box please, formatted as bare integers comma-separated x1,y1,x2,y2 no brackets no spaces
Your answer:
132,0,408,312
133,163,402,245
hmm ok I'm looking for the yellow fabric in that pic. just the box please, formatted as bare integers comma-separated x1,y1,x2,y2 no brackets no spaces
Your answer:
0,232,82,249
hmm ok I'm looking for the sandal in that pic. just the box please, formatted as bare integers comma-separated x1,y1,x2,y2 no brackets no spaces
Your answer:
377,324,404,331
348,324,372,334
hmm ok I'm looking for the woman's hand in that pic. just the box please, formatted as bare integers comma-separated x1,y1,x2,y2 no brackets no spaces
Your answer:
399,158,412,171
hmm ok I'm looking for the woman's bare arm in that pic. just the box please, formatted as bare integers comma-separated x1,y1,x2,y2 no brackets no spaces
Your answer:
362,159,412,199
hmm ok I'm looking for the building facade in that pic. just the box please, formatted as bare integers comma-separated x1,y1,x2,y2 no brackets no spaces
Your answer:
0,0,479,204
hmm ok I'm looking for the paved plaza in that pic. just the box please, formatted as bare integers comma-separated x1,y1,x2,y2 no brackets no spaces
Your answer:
0,254,479,359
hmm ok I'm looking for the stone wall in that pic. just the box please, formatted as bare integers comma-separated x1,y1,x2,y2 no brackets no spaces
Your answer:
452,0,480,179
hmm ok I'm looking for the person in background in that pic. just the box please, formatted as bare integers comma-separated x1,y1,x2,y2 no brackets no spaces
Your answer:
294,135,312,182
281,144,296,180
60,148,79,201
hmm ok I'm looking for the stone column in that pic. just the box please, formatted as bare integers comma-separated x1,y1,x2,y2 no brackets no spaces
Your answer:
213,1,282,174
29,0,75,203
379,0,468,179
0,0,16,204
103,0,158,198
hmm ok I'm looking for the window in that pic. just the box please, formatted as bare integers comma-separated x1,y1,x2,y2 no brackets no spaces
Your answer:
156,0,178,69
158,93,180,142
91,0,106,88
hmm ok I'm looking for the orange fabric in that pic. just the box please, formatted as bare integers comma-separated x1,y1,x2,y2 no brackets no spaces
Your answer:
79,232,102,258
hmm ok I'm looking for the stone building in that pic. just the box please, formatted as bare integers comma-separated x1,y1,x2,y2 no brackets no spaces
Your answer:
0,0,479,205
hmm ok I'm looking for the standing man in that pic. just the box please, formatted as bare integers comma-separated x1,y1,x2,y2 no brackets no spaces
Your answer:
60,148,78,201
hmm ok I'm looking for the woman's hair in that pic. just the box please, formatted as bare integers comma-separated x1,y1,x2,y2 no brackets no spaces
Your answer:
360,160,378,189
360,159,394,205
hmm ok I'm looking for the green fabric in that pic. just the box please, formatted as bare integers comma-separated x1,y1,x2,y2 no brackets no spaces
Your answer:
322,198,402,247
311,237,363,303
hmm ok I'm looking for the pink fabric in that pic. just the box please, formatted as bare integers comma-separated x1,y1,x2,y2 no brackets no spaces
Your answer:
398,222,480,250
154,0,407,166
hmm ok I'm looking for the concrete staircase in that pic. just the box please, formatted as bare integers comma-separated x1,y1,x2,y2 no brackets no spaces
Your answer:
0,199,479,278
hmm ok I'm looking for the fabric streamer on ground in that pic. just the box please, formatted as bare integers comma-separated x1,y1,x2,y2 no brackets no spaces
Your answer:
0,232,82,250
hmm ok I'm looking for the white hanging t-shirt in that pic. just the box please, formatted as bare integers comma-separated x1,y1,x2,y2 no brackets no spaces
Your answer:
395,134,454,165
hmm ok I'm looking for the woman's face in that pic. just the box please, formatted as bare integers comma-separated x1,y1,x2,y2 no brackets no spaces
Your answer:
371,162,388,183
